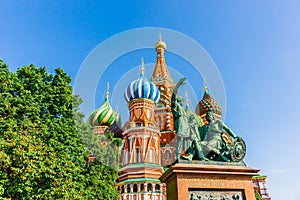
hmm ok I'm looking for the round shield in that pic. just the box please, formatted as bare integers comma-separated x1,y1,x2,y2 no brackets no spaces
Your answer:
230,137,246,162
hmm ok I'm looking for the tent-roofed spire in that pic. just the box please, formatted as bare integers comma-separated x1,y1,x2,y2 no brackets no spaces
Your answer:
151,34,172,83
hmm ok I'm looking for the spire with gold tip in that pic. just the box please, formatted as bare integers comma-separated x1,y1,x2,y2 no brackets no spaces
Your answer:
88,82,115,126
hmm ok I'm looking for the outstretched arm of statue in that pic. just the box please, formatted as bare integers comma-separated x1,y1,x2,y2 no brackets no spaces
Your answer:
173,77,186,95
223,124,237,138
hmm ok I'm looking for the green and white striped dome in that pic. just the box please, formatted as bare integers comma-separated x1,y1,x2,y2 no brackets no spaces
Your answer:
88,92,115,126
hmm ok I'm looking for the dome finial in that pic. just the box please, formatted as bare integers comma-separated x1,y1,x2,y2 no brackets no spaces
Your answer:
155,32,167,50
106,82,110,98
140,57,145,75
203,78,208,93
159,31,162,41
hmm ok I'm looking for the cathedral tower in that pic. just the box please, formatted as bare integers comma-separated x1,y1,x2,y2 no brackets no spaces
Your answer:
151,36,175,131
151,36,177,166
118,59,166,200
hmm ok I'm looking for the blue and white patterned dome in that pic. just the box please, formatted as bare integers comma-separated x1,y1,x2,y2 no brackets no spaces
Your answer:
124,63,160,103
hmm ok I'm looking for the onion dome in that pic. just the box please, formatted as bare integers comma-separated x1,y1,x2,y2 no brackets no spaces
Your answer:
88,91,115,126
155,34,167,50
124,58,160,103
195,87,222,116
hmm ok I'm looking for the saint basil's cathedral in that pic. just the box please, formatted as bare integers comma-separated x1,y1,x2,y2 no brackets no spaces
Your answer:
87,38,271,200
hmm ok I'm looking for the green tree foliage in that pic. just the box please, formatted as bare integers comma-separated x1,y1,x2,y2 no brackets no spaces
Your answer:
73,95,121,200
254,190,262,200
0,60,120,199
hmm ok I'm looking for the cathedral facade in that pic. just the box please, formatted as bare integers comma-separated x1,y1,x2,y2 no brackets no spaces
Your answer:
117,38,175,200
87,38,271,200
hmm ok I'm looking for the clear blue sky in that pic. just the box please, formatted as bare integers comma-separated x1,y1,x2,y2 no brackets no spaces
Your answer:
1,1,300,199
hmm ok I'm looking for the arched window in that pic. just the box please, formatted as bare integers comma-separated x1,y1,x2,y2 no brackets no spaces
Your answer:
127,184,131,193
135,122,142,127
136,148,140,162
133,184,138,193
140,183,144,192
155,184,160,193
147,183,152,192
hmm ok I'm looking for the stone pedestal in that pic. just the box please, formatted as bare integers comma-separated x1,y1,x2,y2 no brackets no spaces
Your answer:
160,162,260,200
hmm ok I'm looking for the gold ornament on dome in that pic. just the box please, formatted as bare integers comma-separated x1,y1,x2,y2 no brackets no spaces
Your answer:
155,34,167,50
